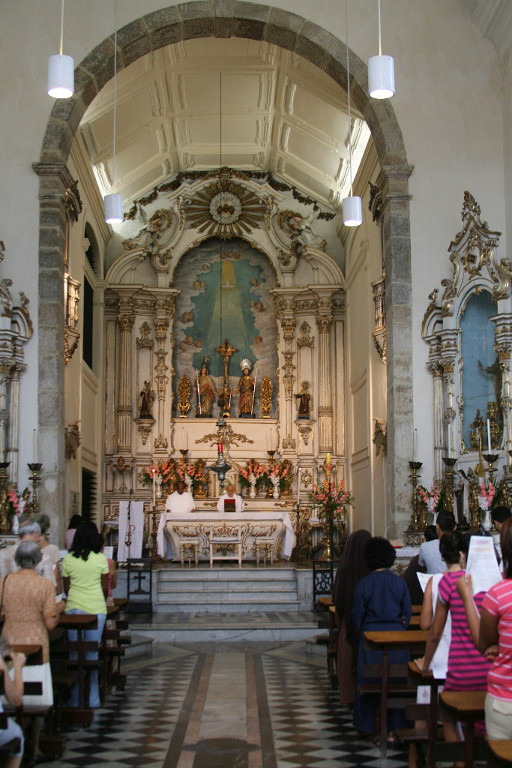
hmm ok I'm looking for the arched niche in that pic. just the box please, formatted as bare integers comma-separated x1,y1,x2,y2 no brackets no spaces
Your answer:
35,0,413,530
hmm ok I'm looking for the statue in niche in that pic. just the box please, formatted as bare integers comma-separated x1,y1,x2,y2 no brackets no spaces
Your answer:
138,381,155,419
277,209,326,252
217,383,232,418
195,357,216,418
478,356,503,419
236,359,256,418
122,209,173,256
295,381,312,420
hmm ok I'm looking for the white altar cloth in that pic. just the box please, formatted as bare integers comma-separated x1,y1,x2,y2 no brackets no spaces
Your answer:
157,510,296,560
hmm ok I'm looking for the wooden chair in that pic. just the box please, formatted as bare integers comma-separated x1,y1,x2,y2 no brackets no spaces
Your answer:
207,525,242,567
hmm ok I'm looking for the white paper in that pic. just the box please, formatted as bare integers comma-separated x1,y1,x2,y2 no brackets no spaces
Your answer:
466,535,502,594
103,546,114,560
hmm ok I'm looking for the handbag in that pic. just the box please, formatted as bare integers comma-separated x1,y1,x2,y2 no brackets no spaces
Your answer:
10,661,53,708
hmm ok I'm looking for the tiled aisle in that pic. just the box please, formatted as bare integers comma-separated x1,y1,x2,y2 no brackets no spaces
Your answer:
45,642,408,768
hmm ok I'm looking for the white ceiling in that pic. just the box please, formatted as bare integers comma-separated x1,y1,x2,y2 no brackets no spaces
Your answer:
79,38,370,213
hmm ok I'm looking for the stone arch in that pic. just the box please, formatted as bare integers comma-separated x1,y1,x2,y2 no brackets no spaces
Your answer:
35,0,413,532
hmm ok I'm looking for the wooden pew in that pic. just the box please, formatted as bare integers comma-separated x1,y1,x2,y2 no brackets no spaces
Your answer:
488,740,512,767
440,689,486,768
363,630,429,758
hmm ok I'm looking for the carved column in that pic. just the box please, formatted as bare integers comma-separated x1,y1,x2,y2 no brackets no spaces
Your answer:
7,367,22,480
276,298,296,452
154,305,170,453
316,315,334,454
493,315,512,450
116,306,134,453
427,360,445,479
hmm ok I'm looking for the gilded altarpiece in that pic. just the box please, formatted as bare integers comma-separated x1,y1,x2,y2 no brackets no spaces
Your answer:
101,173,347,543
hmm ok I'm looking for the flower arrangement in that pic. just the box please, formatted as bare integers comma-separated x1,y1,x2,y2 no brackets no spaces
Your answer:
478,480,496,511
416,481,441,513
142,458,209,494
309,479,353,523
141,459,178,494
239,458,268,487
7,486,31,517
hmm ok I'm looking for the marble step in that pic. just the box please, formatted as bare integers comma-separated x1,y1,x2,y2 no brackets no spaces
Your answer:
124,632,154,659
157,579,298,594
129,611,319,643
154,597,302,613
156,567,297,582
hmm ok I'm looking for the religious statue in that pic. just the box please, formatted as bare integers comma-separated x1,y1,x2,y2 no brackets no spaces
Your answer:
479,356,503,419
195,357,216,417
122,208,173,256
217,383,232,418
236,359,256,418
138,380,155,419
295,381,312,420
277,209,327,252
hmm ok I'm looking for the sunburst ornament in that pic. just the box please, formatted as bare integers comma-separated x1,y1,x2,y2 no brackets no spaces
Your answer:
186,172,267,240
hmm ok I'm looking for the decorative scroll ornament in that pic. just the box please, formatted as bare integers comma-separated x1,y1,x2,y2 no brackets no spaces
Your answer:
260,376,273,418
185,172,267,240
177,375,191,417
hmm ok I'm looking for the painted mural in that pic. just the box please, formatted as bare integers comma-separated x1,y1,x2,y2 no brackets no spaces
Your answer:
173,238,278,418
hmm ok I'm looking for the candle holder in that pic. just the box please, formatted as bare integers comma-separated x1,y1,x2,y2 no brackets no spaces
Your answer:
405,461,423,544
150,504,159,561
267,450,275,460
442,456,458,516
180,449,188,458
483,453,499,485
27,462,43,516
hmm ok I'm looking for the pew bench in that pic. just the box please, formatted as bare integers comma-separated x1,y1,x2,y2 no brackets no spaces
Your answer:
488,740,512,767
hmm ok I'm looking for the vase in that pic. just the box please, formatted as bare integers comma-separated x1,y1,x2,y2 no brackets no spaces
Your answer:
249,480,256,499
480,502,492,532
272,481,280,499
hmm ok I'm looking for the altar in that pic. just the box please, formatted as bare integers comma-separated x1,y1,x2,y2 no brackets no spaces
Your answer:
157,509,296,561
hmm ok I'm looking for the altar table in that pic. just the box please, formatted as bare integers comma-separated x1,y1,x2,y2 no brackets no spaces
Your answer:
157,510,296,560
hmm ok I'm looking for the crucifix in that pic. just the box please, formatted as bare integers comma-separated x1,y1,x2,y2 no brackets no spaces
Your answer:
216,338,238,417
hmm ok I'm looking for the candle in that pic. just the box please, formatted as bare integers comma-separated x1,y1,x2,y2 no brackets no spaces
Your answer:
413,428,417,462
33,429,38,463
326,453,331,466
152,469,156,508
487,419,492,451
297,468,301,499
447,427,451,457
217,442,223,455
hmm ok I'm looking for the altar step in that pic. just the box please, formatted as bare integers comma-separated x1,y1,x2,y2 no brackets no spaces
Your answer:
127,610,319,643
155,564,303,614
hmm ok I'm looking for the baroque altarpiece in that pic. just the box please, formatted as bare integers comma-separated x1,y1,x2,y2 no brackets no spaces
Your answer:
101,170,347,535
421,192,512,526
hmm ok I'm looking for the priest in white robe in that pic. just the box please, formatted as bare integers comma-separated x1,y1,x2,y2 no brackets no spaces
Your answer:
157,480,195,558
217,483,245,514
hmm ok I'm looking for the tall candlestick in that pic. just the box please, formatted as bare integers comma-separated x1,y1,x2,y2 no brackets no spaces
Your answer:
152,469,156,508
447,427,451,457
413,428,417,462
297,468,301,499
33,429,38,464
487,419,492,450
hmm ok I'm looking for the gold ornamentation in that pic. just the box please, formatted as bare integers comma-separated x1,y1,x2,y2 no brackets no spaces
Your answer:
260,376,273,418
136,420,153,446
373,419,387,456
136,322,154,349
298,425,312,446
297,321,314,349
185,173,267,240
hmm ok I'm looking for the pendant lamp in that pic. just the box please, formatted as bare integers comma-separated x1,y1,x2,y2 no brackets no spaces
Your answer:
342,0,362,228
368,0,395,99
104,0,123,224
47,0,74,98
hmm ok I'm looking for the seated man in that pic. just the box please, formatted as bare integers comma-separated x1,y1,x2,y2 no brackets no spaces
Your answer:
156,480,195,559
217,483,245,514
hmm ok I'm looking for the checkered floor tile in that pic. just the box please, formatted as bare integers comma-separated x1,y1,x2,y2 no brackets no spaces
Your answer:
41,642,409,768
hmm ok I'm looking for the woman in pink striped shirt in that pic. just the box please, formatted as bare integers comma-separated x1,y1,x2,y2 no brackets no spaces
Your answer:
458,517,512,740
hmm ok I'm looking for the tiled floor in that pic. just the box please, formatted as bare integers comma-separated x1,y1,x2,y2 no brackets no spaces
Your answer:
44,641,409,768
